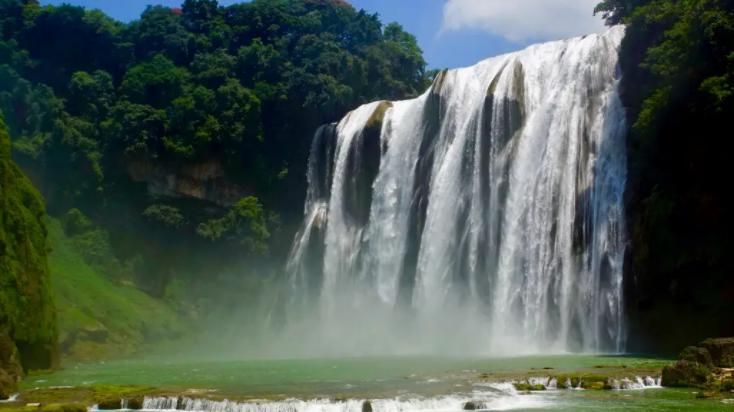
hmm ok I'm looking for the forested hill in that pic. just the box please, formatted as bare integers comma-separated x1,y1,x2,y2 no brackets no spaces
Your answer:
0,0,428,300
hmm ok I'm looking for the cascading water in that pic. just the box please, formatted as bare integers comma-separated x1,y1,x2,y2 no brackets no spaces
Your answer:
282,26,628,356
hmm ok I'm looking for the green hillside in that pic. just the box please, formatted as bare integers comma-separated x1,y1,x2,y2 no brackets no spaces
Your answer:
47,218,186,362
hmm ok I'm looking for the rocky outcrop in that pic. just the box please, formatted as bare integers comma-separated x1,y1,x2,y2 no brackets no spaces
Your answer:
698,338,734,368
661,337,734,389
126,157,250,207
661,360,711,388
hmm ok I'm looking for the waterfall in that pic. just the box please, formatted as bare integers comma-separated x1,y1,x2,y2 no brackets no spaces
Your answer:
283,26,628,355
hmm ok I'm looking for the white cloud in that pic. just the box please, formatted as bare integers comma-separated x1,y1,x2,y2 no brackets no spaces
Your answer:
441,0,607,43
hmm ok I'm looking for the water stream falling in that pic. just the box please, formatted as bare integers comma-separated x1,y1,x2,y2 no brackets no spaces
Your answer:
282,26,628,356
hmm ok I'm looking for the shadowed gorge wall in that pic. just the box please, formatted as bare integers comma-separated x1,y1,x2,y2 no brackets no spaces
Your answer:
608,0,734,354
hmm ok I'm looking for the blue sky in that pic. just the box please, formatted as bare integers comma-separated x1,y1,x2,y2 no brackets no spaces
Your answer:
39,0,606,69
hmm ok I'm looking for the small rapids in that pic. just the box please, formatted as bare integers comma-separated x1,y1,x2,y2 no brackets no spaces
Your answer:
139,384,549,412
95,376,664,412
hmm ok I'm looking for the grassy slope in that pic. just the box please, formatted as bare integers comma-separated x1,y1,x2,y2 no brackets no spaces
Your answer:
46,218,186,362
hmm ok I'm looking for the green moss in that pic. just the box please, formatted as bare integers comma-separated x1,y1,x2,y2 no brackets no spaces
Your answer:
0,116,58,376
364,101,393,132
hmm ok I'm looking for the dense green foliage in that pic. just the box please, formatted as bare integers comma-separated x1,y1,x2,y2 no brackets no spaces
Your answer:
0,0,426,211
0,116,57,378
596,0,734,353
0,0,427,303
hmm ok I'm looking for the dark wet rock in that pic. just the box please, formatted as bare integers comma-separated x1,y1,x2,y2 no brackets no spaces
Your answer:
126,397,144,410
97,398,121,410
361,400,372,412
462,401,486,410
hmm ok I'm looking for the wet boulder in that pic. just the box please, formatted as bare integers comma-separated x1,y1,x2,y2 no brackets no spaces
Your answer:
462,401,487,410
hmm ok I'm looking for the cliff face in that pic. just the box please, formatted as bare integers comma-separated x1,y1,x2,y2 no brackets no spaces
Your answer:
0,117,58,397
126,157,251,207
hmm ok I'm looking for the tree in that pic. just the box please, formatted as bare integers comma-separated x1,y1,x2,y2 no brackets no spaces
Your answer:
120,54,189,108
196,196,271,256
131,6,192,65
67,70,114,120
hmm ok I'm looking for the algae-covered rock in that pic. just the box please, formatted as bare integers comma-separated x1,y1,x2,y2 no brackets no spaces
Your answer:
512,382,546,391
0,367,15,399
679,345,713,366
698,338,734,368
40,403,88,412
126,397,144,410
661,360,711,387
554,375,581,389
581,380,608,390
97,397,122,410
361,400,372,412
